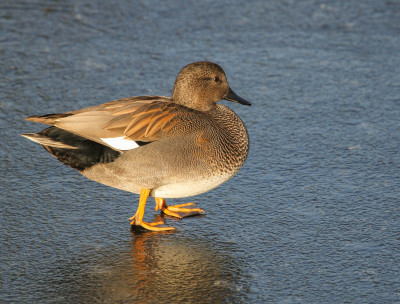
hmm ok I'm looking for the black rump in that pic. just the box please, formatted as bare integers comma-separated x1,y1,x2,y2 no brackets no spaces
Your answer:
40,127,122,171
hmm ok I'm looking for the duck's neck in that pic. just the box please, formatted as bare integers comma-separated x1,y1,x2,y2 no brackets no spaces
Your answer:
172,95,215,112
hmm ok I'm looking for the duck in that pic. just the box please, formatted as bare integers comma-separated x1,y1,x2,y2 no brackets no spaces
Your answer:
22,61,251,231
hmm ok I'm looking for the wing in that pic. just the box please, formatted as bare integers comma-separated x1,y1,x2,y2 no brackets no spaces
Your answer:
25,96,202,151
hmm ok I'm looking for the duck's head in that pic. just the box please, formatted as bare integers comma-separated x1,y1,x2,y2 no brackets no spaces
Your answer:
172,61,252,112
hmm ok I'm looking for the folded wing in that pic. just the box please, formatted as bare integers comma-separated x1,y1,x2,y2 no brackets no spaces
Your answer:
25,96,201,151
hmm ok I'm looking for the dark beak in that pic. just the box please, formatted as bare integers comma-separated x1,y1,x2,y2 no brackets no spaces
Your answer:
224,88,252,106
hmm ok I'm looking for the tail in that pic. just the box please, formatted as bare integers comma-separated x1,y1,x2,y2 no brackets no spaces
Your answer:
21,133,78,149
21,127,121,171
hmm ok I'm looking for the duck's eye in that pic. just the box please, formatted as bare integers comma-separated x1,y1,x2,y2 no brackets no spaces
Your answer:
214,76,220,83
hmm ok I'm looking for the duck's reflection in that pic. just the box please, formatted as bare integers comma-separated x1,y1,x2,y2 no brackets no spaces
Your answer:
79,216,248,303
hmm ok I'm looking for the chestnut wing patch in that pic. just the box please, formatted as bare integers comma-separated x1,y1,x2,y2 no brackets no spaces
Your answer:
103,101,186,142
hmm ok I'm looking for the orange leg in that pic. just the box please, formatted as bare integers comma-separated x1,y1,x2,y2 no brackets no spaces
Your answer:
129,188,175,231
154,197,205,218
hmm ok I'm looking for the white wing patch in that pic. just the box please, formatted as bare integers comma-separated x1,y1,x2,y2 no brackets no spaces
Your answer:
100,136,139,150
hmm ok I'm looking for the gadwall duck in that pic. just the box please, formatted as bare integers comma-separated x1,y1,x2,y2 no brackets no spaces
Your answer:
22,61,251,231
